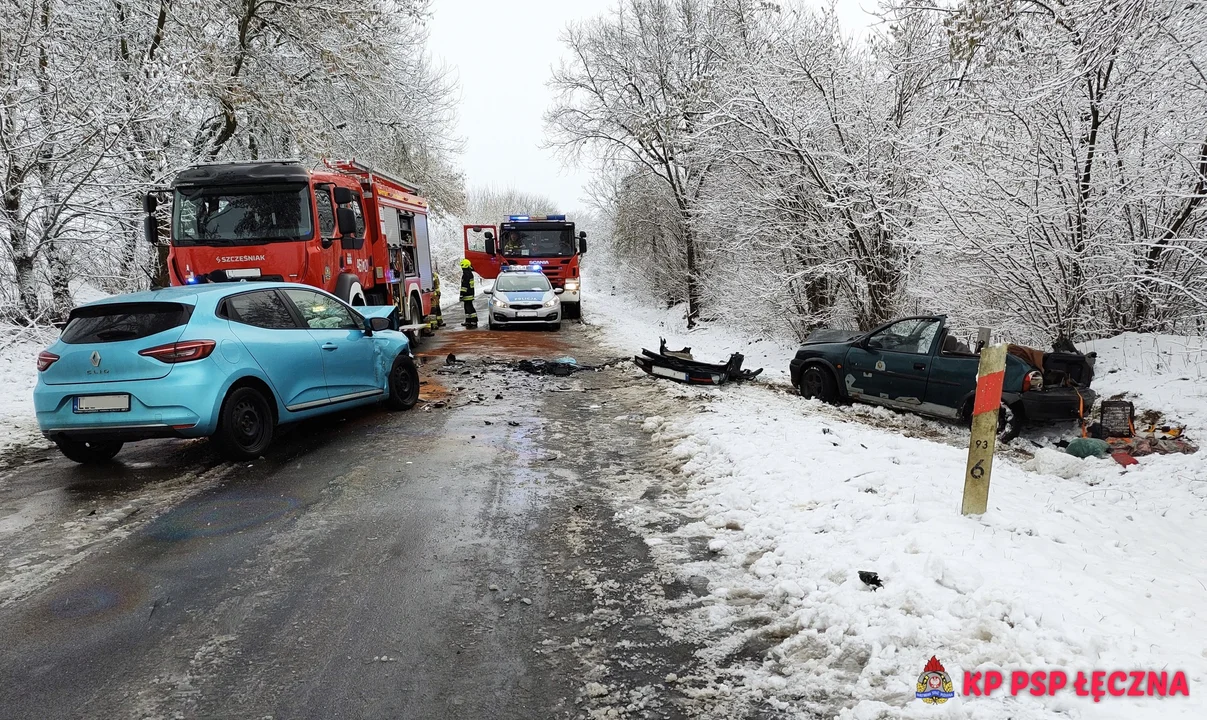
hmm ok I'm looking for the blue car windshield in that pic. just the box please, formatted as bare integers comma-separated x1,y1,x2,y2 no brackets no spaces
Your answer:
495,274,551,293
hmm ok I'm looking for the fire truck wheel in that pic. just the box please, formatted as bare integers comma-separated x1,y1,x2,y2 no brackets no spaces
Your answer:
386,354,420,411
406,295,424,348
336,275,365,306
214,385,275,460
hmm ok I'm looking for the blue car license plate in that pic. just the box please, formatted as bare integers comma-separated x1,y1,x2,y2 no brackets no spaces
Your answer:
74,394,130,413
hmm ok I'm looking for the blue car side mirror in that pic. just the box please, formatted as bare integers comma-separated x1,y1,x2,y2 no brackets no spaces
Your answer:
366,316,391,334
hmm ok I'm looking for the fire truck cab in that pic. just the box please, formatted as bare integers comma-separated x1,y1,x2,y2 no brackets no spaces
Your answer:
463,215,586,319
150,159,437,339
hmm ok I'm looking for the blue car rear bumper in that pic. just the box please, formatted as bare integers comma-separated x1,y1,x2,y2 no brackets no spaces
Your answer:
35,363,226,442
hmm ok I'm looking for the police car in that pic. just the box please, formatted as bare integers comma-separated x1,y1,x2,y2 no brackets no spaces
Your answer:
487,265,562,330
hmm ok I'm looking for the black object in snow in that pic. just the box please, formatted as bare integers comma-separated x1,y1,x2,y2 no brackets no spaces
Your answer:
858,571,883,590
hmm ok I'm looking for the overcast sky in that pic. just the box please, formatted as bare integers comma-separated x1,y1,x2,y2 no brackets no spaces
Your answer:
427,0,877,215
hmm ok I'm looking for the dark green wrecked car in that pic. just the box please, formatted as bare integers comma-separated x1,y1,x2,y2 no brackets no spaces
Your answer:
788,315,1097,441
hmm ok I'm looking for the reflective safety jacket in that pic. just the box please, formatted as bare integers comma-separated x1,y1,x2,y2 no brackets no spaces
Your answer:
460,268,475,302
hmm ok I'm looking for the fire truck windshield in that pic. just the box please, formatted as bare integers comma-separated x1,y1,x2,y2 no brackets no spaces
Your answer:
500,227,574,257
172,184,313,246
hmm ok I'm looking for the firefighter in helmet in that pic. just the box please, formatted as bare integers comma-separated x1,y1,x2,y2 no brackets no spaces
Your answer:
459,259,477,328
429,273,444,329
502,230,522,256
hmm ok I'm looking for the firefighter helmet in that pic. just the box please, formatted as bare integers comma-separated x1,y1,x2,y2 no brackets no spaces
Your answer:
460,259,472,269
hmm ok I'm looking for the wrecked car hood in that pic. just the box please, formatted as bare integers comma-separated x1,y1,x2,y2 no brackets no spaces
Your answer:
801,328,863,345
359,305,397,321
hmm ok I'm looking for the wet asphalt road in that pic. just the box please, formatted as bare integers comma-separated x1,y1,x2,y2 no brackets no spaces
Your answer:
0,300,702,720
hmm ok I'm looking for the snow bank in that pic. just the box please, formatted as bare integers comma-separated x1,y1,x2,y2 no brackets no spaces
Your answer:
0,326,55,455
629,384,1207,718
0,283,109,456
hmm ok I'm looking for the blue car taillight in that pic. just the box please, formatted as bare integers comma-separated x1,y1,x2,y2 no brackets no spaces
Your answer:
139,340,216,363
37,350,60,372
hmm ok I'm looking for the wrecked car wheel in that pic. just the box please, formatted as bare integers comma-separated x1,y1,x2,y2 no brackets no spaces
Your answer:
997,402,1023,443
799,366,838,403
385,354,420,411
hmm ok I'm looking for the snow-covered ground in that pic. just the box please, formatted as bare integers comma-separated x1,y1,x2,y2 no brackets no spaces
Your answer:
0,282,111,456
588,271,1207,718
0,326,55,455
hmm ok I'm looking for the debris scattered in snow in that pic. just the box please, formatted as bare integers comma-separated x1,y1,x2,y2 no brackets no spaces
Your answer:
614,367,1207,718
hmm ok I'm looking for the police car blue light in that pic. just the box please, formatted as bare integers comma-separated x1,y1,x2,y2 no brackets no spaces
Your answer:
508,215,530,222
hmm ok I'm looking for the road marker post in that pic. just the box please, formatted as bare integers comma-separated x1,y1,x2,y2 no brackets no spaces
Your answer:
961,343,1007,515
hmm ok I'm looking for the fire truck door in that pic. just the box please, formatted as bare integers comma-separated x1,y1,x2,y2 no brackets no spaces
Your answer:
463,224,501,280
414,213,433,291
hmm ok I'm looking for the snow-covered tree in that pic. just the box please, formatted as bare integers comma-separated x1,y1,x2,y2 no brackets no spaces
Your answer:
548,0,723,327
1,0,463,320
925,0,1207,337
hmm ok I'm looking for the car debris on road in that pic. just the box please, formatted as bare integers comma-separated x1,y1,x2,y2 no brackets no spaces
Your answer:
633,339,763,385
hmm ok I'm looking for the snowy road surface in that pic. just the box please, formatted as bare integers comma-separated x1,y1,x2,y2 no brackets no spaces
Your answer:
0,301,702,719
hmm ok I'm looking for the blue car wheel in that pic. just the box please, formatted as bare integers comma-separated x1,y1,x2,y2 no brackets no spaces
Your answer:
214,386,275,460
385,354,420,411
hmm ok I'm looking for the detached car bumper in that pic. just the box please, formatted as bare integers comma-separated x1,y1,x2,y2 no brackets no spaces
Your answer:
35,366,225,442
1020,387,1097,422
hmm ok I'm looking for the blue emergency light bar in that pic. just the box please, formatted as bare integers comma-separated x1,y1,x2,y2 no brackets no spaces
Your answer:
499,264,544,273
507,214,567,221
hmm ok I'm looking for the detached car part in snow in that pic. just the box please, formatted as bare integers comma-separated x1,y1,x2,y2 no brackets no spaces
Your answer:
634,339,763,385
789,315,1096,441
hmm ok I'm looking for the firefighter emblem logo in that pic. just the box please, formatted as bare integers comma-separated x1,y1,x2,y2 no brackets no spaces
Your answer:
916,656,955,704
323,266,332,284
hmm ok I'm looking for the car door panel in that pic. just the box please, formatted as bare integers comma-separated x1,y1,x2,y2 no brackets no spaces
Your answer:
843,319,942,411
224,289,329,410
925,355,980,414
281,288,381,401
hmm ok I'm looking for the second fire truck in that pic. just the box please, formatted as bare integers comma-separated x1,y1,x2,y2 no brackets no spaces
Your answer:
462,214,587,319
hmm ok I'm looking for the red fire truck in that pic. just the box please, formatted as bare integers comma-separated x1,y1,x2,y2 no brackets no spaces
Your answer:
463,215,587,318
147,159,438,336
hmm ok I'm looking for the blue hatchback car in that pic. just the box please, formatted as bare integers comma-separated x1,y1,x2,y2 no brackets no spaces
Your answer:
35,283,419,464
